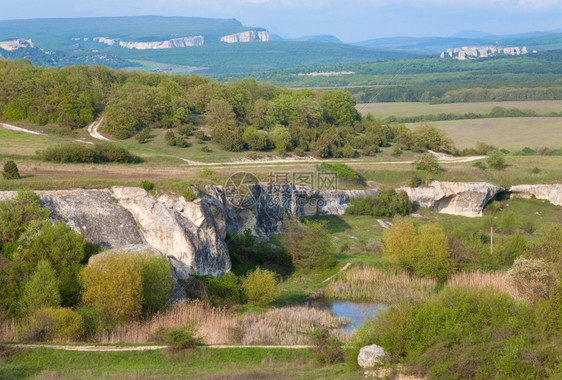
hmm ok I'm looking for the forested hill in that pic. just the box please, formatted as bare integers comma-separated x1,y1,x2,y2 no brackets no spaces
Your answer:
0,59,457,159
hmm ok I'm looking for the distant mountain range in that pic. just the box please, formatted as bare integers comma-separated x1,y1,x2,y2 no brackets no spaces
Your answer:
0,16,561,75
354,30,562,53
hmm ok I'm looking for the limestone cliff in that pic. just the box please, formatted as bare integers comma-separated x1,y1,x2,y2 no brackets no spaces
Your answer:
94,36,204,49
399,181,504,217
220,30,269,43
508,184,562,206
0,39,34,51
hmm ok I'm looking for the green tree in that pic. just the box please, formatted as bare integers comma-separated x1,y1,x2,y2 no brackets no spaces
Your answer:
242,126,267,151
2,160,20,179
80,252,143,325
279,219,336,271
382,216,417,269
206,98,236,127
242,268,279,306
0,190,49,245
269,126,292,154
15,220,85,306
414,223,453,281
20,260,61,315
140,252,173,315
320,89,360,126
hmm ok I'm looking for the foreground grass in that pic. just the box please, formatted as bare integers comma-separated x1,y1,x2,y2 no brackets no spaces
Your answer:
0,347,357,379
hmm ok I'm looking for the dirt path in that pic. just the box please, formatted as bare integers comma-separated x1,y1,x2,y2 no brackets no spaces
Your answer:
323,262,352,283
1,343,310,351
87,116,112,141
0,122,45,136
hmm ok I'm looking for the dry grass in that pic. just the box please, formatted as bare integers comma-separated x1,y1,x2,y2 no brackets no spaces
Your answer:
101,300,234,344
447,270,520,299
236,307,350,345
100,300,350,345
325,265,437,304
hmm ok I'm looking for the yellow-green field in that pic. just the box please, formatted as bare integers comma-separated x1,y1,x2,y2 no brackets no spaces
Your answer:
405,117,562,150
357,100,562,118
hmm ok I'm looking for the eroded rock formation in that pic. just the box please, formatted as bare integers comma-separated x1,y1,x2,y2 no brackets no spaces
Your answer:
220,30,269,43
509,184,562,206
399,181,504,217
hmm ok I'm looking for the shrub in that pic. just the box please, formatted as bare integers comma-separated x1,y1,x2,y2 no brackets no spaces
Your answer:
487,150,506,170
2,161,20,180
346,288,556,378
319,162,362,182
177,124,194,137
0,190,49,245
153,324,201,349
140,254,173,315
472,161,487,170
19,260,61,315
346,189,411,217
409,173,421,187
362,145,380,156
37,143,139,163
201,146,210,153
141,180,154,191
507,257,556,303
242,268,279,306
197,168,220,183
309,328,344,364
76,306,105,340
498,210,516,233
413,153,440,173
23,307,85,342
242,126,267,151
183,187,196,202
196,272,244,306
135,127,151,144
531,167,541,174
194,130,206,142
165,130,176,146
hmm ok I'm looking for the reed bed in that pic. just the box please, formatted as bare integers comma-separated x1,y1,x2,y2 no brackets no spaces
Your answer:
325,265,437,304
447,270,520,299
236,306,351,345
101,299,235,344
101,300,350,345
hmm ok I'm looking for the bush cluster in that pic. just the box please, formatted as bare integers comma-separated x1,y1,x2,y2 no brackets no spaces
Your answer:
38,143,140,163
346,189,411,217
346,287,560,378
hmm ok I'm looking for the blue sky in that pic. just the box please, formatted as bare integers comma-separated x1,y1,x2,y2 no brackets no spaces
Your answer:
2,0,562,42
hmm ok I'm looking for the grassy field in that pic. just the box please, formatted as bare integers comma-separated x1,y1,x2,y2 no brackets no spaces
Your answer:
405,117,562,150
357,100,562,118
0,346,358,379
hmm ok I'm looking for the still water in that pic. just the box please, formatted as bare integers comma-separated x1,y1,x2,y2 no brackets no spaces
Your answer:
309,299,387,331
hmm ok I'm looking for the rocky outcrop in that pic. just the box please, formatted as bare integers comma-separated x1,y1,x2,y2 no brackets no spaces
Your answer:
508,184,562,206
220,30,269,43
358,344,387,368
0,39,34,51
94,36,204,49
399,181,504,217
111,187,230,278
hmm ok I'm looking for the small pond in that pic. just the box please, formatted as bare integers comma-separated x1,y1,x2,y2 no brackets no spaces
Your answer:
309,299,387,331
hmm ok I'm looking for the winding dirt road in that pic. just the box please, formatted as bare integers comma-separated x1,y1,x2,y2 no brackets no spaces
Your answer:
87,117,112,141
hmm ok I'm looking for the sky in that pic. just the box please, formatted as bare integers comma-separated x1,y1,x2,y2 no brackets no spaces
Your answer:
1,0,562,42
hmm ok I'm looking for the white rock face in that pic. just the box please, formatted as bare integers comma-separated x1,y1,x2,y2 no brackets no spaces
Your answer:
111,187,230,278
441,45,528,60
0,39,34,51
509,184,562,206
220,30,269,43
399,181,504,217
94,36,204,49
358,344,387,368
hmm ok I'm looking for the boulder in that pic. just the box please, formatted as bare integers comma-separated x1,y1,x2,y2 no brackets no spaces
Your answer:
358,344,387,368
399,181,504,217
